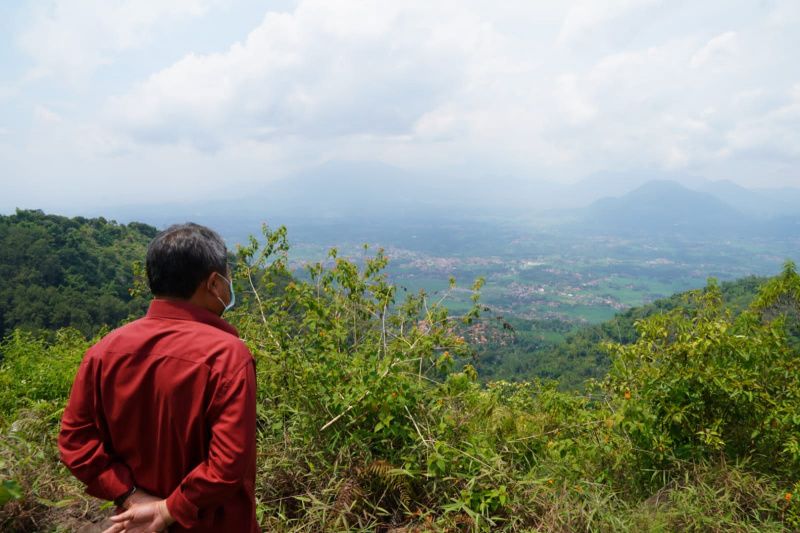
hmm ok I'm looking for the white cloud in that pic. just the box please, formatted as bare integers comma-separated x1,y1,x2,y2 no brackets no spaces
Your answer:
98,0,800,184
726,84,800,159
3,0,800,210
33,105,62,123
0,85,16,102
107,1,495,149
690,31,738,68
557,0,661,47
541,38,724,171
18,0,220,83
554,74,597,124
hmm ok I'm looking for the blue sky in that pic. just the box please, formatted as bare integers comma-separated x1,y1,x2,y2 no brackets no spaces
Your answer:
1,0,799,212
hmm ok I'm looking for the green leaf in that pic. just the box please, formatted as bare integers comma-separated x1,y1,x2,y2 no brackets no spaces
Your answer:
0,480,22,505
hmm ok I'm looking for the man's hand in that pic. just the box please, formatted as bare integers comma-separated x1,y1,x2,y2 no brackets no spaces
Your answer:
102,500,175,533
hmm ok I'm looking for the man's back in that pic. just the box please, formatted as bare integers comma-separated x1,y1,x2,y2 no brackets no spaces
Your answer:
59,298,259,532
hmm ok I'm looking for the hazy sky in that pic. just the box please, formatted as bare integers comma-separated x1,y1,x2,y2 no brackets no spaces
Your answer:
1,0,799,211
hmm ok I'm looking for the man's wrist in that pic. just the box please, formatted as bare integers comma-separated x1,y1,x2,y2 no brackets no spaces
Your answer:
114,485,136,508
157,499,176,526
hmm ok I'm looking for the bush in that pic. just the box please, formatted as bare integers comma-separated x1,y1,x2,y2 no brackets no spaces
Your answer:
0,328,89,420
604,262,800,487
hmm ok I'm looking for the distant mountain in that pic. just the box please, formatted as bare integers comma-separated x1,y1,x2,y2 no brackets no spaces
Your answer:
98,160,576,246
255,160,438,217
248,160,570,216
106,160,551,225
575,180,753,236
560,173,800,217
565,170,677,208
753,186,800,216
761,214,800,239
690,179,800,217
68,161,797,245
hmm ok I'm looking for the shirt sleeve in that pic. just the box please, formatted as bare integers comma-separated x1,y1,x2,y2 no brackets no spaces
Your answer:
165,357,257,528
58,351,135,502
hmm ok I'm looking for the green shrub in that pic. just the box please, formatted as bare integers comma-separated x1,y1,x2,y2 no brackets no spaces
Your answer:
0,328,89,419
604,262,800,487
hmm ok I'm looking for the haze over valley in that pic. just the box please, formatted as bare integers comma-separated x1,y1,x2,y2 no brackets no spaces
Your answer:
52,161,795,325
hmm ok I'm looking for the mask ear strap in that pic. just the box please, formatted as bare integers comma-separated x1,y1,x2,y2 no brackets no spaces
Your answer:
213,271,234,312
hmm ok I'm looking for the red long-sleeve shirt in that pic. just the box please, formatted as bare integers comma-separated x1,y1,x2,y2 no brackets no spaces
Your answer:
58,298,260,532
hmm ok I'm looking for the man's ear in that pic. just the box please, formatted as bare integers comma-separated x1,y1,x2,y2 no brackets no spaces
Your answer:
204,271,220,296
206,271,229,301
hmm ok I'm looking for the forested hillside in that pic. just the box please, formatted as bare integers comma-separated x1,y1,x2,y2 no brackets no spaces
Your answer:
0,210,156,339
472,275,769,388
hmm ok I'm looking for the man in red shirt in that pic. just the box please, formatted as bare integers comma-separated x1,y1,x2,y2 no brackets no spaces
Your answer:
58,223,260,532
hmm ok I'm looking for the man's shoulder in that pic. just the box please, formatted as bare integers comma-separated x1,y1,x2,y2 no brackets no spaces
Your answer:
216,332,254,373
88,317,253,374
183,320,254,380
85,317,149,355
180,320,252,364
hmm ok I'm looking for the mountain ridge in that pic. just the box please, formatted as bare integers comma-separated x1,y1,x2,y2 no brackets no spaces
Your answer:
571,180,757,236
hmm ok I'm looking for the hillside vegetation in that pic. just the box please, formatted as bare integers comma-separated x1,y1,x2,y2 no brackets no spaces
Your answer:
1,220,799,531
473,275,769,389
0,209,156,340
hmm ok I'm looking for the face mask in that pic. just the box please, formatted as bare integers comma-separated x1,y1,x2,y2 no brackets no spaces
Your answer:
215,272,235,314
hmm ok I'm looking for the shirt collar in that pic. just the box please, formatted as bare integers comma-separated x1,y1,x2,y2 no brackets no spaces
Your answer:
145,298,239,337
